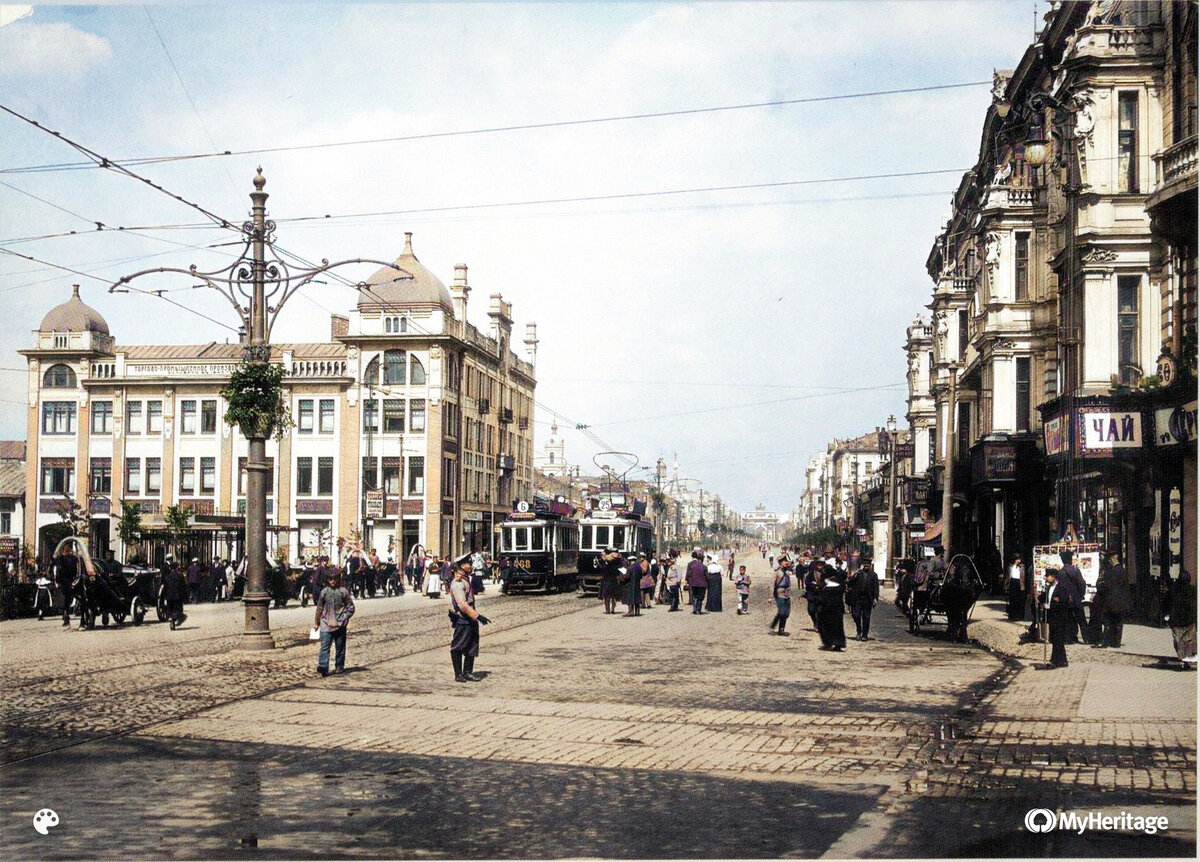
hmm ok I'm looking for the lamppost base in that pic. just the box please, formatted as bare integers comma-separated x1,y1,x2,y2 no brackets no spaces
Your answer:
239,593,274,651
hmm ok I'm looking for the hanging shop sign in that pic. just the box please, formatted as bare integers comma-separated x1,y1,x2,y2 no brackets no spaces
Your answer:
1154,400,1197,447
1043,414,1069,456
364,490,384,519
972,442,1016,484
1077,410,1143,456
1168,488,1182,579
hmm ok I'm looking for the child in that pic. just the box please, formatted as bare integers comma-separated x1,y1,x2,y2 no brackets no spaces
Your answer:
735,565,751,614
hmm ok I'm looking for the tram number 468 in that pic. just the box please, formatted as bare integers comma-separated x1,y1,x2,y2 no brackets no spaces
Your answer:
514,559,532,570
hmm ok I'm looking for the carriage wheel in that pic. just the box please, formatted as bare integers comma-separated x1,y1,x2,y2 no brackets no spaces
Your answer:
112,608,127,625
79,603,95,630
156,597,168,622
132,598,147,626
300,587,310,608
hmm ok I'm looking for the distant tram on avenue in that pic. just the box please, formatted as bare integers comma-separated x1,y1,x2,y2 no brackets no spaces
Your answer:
498,499,580,593
576,496,654,595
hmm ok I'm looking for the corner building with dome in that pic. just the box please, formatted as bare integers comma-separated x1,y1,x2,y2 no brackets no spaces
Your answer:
20,233,538,567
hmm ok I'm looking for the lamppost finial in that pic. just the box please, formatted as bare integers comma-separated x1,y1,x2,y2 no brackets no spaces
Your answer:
254,167,266,191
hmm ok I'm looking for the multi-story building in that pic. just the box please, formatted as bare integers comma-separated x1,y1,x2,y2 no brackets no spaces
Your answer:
20,234,538,566
0,441,26,565
919,1,1196,607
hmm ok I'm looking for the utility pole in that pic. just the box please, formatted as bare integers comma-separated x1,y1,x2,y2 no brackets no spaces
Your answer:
941,365,959,557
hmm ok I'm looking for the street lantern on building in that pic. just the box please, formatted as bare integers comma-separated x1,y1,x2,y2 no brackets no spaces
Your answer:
110,169,406,650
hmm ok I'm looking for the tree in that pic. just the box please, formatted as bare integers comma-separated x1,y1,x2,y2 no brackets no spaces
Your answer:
163,504,194,558
116,501,144,554
57,493,90,538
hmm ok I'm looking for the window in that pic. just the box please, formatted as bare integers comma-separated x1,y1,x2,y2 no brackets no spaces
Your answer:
298,399,314,434
42,364,76,388
612,526,626,550
1118,91,1138,193
383,459,401,496
147,400,162,434
125,458,142,495
407,398,425,434
1,513,8,534
41,401,76,435
180,400,197,434
318,457,334,496
179,457,196,494
383,349,406,385
201,400,217,434
91,400,113,434
410,355,426,385
200,457,216,494
236,457,274,496
957,310,968,359
90,458,112,494
363,355,380,385
1015,357,1031,432
146,458,161,494
41,461,74,495
362,457,379,492
125,400,142,434
363,399,378,433
296,457,313,496
319,399,335,434
384,315,407,333
1118,275,1140,385
1014,232,1029,301
957,402,971,460
442,457,456,498
407,456,424,495
383,399,405,433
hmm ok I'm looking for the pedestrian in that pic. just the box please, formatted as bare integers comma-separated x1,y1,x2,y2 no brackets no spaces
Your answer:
802,557,821,631
624,553,645,617
665,554,682,611
816,561,848,650
1006,554,1026,621
34,569,54,620
471,549,487,594
160,557,188,630
314,569,355,676
213,558,229,601
1166,570,1196,669
705,554,723,612
847,558,879,641
424,556,443,598
685,550,707,614
54,544,79,627
735,564,751,614
1040,568,1076,668
185,557,201,603
769,559,792,635
1094,549,1132,648
1058,549,1089,644
449,555,490,682
599,547,623,614
640,554,657,608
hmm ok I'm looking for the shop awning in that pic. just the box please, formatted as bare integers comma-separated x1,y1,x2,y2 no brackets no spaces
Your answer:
921,518,943,542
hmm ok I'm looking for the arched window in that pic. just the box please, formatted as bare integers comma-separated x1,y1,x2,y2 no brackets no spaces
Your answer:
409,355,426,385
363,355,380,385
43,364,77,388
383,349,406,385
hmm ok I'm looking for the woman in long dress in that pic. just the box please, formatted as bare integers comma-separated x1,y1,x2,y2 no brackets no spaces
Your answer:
705,554,723,612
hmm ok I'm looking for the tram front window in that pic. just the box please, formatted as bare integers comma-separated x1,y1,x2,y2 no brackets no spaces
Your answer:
581,525,593,549
613,526,626,550
530,528,546,552
594,526,610,549
511,528,530,551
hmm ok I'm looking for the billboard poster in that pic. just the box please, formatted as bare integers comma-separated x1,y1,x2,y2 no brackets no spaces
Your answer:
1032,543,1101,602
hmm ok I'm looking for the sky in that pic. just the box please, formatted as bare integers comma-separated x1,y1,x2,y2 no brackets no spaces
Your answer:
0,0,1044,516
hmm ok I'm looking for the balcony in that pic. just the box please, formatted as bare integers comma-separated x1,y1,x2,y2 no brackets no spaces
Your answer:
1153,135,1197,192
982,184,1038,210
498,407,514,424
1148,135,1197,245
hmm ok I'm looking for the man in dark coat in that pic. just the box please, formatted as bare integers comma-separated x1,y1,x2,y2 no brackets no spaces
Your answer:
1041,568,1077,668
161,558,187,630
1095,549,1132,648
1059,550,1089,643
684,551,708,614
846,559,880,641
624,553,645,617
816,561,847,651
55,544,79,626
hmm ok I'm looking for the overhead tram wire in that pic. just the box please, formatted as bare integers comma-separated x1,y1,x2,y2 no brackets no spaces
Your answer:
0,80,991,175
0,103,238,232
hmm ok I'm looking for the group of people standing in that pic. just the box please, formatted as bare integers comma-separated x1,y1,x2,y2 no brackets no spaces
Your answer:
767,551,879,649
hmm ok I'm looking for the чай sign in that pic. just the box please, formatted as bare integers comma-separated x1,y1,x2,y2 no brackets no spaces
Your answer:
1078,410,1142,455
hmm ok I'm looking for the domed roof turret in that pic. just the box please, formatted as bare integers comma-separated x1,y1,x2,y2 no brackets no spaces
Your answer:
39,285,110,334
358,233,454,314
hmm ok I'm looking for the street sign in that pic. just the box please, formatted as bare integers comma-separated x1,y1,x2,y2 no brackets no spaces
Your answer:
365,490,384,518
894,442,914,459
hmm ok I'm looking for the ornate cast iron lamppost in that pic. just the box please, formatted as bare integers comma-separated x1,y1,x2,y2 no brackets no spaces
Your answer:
111,168,408,650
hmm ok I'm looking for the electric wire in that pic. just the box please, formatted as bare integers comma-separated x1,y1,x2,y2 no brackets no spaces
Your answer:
0,80,992,175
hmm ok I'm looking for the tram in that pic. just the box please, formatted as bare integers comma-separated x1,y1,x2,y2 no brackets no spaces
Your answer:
576,496,654,595
498,499,580,593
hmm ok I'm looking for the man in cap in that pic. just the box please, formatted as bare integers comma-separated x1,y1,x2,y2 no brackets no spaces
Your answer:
449,554,490,682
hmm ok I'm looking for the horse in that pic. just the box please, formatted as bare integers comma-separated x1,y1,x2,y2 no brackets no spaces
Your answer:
942,555,984,643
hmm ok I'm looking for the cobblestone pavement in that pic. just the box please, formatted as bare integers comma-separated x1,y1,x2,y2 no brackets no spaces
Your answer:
2,553,1194,859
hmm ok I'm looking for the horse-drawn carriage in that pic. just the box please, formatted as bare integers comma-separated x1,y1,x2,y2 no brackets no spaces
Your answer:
70,564,161,629
905,554,984,642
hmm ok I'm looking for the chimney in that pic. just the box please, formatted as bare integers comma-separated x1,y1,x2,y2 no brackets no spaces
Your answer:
330,314,349,340
524,322,538,367
451,263,470,324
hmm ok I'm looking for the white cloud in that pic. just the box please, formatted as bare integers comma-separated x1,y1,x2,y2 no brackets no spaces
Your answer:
0,20,112,81
0,5,32,28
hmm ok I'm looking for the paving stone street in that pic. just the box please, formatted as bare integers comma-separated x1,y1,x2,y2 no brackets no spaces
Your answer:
1,552,1194,859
